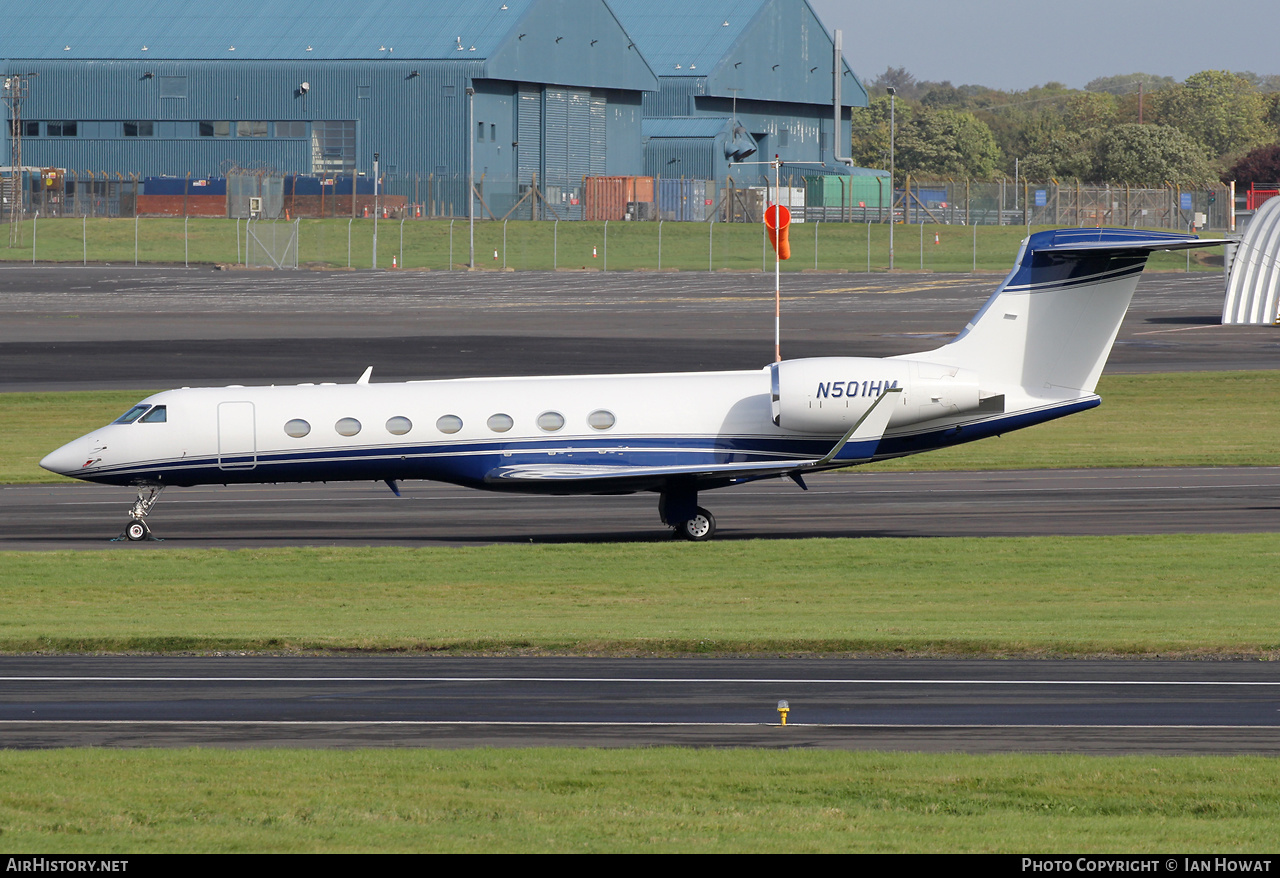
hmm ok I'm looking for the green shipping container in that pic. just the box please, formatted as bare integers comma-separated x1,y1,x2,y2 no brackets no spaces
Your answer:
805,176,890,209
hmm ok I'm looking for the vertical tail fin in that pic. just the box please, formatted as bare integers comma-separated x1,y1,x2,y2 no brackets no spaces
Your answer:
914,229,1219,398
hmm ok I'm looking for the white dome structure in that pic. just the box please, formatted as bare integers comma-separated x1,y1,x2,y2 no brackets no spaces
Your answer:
1223,195,1280,324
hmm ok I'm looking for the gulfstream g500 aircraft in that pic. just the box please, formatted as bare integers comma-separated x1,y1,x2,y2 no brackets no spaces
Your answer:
41,228,1220,541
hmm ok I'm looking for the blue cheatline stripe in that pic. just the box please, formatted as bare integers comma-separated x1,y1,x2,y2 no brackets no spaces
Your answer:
1005,262,1146,294
79,397,1098,488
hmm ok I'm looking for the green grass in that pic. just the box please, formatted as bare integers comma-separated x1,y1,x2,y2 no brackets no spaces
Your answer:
0,217,1225,272
7,372,1278,485
1,749,1278,852
3,535,1279,656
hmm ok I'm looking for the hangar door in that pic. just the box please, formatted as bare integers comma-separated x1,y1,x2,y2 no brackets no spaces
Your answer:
517,86,606,220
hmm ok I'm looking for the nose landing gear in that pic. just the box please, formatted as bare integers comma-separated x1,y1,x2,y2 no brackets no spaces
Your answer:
114,485,165,542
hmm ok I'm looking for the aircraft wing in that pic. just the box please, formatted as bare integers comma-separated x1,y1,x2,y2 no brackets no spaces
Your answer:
485,458,811,484
485,388,902,486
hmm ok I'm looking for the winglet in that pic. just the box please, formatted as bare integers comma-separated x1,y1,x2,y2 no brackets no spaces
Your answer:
357,366,373,385
812,387,902,466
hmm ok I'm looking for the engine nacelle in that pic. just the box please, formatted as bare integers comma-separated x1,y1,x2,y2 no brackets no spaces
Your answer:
770,357,987,434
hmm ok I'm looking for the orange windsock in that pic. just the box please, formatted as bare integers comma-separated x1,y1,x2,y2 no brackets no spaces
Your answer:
765,204,791,260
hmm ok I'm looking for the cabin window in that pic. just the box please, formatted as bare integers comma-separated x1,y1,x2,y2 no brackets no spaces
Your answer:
113,404,151,424
436,414,463,434
139,405,167,423
587,409,615,430
487,413,513,433
536,411,565,432
386,416,412,435
336,417,362,436
284,419,311,438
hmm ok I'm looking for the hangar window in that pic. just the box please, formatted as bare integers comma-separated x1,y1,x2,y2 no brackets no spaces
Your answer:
237,121,268,137
47,121,77,137
477,122,485,142
779,127,789,147
386,416,412,435
536,411,564,432
114,404,151,424
436,414,463,434
139,405,167,423
123,121,154,137
336,417,362,437
158,76,187,99
312,120,356,175
200,121,231,138
23,121,39,137
487,413,514,433
284,419,311,438
587,410,615,430
275,121,305,138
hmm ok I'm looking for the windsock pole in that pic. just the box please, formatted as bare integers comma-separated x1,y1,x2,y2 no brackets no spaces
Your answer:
774,157,781,362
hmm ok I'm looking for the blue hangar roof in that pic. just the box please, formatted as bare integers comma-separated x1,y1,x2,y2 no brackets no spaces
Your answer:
4,0,657,92
8,0,535,60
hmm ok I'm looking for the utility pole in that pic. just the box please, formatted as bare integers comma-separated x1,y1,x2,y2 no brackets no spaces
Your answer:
887,86,895,270
3,73,34,247
466,85,475,269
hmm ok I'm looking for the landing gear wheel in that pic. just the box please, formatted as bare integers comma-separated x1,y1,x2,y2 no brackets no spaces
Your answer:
677,507,716,542
124,520,149,542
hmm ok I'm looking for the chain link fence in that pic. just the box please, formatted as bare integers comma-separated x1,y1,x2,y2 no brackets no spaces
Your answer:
2,168,1235,233
0,214,1227,275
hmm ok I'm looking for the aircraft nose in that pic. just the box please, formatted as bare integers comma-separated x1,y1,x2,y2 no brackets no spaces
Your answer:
40,436,100,477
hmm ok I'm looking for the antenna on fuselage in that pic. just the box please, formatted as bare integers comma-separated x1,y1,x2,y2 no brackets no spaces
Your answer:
356,366,373,384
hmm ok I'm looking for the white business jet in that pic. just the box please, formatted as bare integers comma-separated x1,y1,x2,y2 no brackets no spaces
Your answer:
41,228,1220,542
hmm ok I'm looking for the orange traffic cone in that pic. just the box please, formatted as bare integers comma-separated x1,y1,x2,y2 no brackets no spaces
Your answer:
391,255,398,269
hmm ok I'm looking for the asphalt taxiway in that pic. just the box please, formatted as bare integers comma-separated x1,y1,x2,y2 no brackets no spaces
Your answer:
2,657,1277,753
4,467,1280,549
1,267,1274,391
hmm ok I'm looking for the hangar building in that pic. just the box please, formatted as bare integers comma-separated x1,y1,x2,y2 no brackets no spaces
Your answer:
614,0,873,183
4,0,873,217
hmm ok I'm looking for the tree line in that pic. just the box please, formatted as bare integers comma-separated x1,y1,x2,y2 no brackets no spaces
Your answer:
852,67,1280,187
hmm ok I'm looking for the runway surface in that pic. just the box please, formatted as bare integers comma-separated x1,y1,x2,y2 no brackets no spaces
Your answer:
5,467,1280,549
2,657,1277,752
1,266,1274,391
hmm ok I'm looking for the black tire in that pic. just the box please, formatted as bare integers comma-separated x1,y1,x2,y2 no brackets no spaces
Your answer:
125,520,148,542
678,507,716,542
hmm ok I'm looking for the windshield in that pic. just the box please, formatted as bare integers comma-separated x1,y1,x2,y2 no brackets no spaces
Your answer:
139,405,167,423
113,404,151,424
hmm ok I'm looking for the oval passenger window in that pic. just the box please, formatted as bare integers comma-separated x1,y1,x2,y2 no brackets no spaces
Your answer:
487,413,514,433
436,415,463,434
386,416,412,435
537,411,565,432
284,419,311,438
335,417,362,436
587,409,616,430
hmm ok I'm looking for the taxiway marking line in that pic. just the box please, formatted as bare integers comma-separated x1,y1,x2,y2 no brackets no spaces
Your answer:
3,677,1278,687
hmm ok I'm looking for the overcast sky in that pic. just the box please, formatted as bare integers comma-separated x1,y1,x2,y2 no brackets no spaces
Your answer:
808,0,1276,91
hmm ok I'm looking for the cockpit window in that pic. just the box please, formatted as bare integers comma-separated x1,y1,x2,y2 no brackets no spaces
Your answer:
139,405,167,423
114,404,151,424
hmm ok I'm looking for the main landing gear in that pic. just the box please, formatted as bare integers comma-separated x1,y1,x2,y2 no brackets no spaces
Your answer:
659,485,717,542
114,485,164,542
